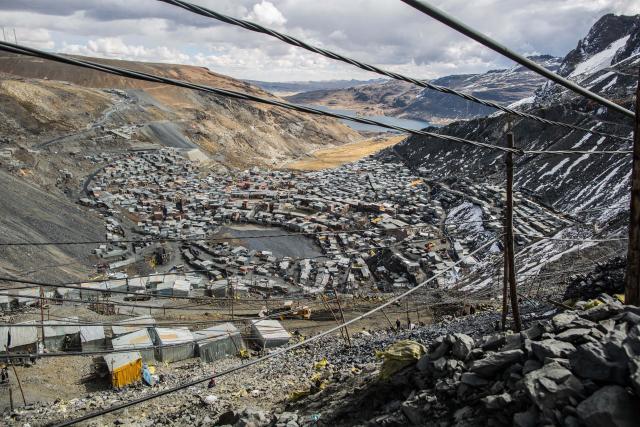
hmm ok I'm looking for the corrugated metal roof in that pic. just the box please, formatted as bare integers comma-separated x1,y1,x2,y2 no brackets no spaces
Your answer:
112,329,153,350
250,319,291,341
103,351,142,372
44,317,80,337
107,279,128,290
155,327,194,345
0,327,7,351
193,323,240,343
173,280,190,293
10,287,39,304
127,277,148,289
112,316,156,336
81,281,110,291
80,325,105,343
0,321,38,350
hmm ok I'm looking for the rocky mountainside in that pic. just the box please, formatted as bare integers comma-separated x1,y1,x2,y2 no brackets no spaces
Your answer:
285,55,561,124
385,13,639,229
0,53,359,167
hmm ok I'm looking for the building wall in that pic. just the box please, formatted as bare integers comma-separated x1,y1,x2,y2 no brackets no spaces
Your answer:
155,342,195,363
197,335,244,362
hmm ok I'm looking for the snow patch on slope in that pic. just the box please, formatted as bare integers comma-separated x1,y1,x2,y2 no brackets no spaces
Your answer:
569,35,630,77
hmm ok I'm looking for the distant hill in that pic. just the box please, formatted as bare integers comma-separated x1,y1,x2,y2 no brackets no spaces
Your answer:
285,55,562,124
0,53,359,167
245,78,386,95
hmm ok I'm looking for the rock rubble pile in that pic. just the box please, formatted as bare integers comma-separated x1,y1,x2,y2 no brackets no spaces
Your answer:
288,296,640,427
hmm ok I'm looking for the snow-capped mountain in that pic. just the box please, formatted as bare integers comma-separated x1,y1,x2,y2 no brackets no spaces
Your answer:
285,55,562,124
384,13,639,230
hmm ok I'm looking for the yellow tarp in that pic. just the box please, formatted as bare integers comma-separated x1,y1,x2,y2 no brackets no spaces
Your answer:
376,340,426,379
112,358,142,388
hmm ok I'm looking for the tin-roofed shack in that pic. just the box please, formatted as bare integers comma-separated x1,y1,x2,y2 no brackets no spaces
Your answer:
43,317,81,351
103,351,142,388
194,323,244,362
250,319,291,349
0,321,38,361
152,328,195,363
80,325,106,351
112,315,156,337
111,329,155,362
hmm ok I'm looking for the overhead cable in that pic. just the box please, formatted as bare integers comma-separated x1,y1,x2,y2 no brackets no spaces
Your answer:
50,238,497,426
156,0,632,142
399,0,635,119
0,41,518,155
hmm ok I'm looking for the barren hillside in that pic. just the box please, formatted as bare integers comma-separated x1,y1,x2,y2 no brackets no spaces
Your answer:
0,53,360,167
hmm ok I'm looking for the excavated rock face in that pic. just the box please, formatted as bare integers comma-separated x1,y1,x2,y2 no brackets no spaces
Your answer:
287,298,640,427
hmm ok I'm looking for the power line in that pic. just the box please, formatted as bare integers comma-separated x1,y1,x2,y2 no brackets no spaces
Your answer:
0,223,436,247
399,0,635,120
0,41,518,155
515,233,628,243
0,235,465,299
156,0,633,143
50,238,497,427
524,149,632,155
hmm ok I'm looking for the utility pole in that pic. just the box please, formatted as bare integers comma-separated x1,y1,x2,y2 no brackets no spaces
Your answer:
321,294,346,343
502,215,509,330
405,299,411,328
505,129,522,331
39,287,46,351
625,70,640,306
332,264,352,346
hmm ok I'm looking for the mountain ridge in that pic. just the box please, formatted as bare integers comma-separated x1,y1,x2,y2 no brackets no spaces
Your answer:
285,55,562,124
382,13,639,230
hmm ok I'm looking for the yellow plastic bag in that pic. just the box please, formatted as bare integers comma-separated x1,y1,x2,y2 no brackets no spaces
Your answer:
376,340,426,379
314,358,328,370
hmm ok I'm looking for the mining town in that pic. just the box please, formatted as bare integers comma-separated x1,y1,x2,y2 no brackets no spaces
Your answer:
0,1,640,426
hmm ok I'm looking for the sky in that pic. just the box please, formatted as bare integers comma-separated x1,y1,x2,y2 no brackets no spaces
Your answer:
0,0,638,82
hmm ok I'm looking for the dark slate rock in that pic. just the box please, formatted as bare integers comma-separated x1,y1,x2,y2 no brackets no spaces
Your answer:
570,342,628,384
556,328,591,343
576,385,640,427
531,339,576,361
449,333,474,361
523,362,584,413
460,372,489,387
469,350,524,378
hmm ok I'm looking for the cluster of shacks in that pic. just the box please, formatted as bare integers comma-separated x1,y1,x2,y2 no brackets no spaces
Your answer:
1,316,292,389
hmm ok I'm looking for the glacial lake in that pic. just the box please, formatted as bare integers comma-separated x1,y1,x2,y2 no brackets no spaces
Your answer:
306,105,434,133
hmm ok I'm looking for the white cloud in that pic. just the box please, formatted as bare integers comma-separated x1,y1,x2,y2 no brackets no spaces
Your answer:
61,37,189,63
246,1,286,26
0,0,638,81
6,28,54,49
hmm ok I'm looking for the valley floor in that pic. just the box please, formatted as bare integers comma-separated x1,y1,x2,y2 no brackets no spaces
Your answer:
285,134,405,170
